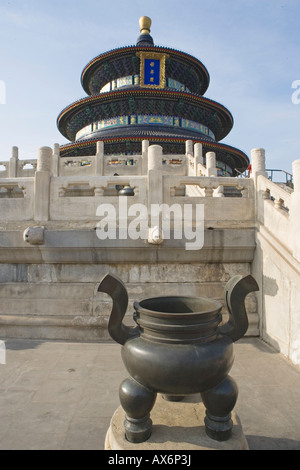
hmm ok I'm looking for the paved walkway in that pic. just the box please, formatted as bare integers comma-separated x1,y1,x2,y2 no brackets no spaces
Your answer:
0,337,299,450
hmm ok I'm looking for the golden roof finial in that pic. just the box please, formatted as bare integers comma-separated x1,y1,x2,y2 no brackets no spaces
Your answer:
139,16,152,35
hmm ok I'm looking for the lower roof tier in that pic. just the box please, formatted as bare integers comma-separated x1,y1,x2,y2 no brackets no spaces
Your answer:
59,136,249,175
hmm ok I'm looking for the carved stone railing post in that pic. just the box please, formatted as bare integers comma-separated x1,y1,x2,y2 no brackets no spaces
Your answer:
52,143,60,177
186,140,194,176
251,148,268,182
34,146,52,221
185,140,193,157
9,146,18,177
148,145,163,240
142,140,149,175
96,141,104,175
148,144,163,203
194,143,203,175
206,152,217,177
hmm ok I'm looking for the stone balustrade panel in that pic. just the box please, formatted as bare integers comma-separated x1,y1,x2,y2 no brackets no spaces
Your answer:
59,156,95,176
104,155,143,175
17,160,37,177
0,162,9,178
50,175,147,220
163,175,254,223
0,178,35,220
256,174,292,250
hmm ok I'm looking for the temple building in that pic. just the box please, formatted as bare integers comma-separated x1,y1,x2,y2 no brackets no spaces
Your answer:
57,17,248,177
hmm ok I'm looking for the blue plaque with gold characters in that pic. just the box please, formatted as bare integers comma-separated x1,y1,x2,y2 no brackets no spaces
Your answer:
144,59,160,85
137,51,168,89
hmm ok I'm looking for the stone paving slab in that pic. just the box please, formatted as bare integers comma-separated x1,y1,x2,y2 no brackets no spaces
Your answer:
0,337,300,450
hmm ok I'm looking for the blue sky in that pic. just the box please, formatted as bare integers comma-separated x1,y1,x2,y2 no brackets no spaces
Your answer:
0,0,299,174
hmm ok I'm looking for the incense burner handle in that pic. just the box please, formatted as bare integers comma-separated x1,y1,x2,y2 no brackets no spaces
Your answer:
218,274,259,342
98,273,139,345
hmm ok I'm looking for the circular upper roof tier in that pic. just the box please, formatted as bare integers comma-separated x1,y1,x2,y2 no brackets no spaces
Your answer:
81,45,210,97
57,88,233,143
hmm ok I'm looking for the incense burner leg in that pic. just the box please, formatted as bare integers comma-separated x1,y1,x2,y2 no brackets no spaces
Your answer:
119,377,157,443
201,375,238,441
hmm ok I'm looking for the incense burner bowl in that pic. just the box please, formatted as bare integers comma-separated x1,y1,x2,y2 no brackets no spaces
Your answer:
99,273,258,443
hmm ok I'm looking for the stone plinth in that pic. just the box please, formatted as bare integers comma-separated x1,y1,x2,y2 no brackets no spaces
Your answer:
105,394,248,450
